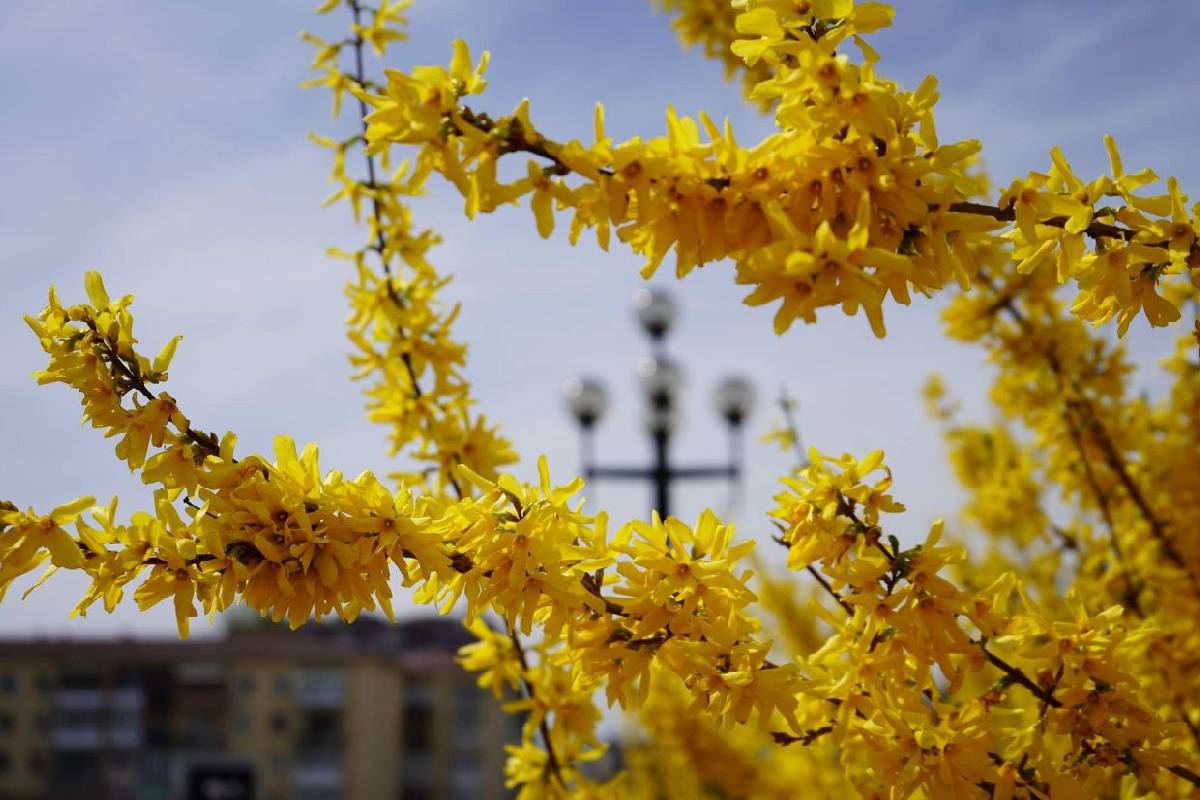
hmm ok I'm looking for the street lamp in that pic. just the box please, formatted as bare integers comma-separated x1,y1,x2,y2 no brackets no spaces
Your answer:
636,355,682,412
632,287,676,343
715,376,755,428
562,376,608,469
563,289,754,518
562,376,608,429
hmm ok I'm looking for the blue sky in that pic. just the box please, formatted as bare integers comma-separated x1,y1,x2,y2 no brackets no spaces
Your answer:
2,1,1197,637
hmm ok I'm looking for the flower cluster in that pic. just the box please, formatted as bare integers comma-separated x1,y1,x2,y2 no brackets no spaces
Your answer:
304,0,515,494
932,254,1200,797
10,274,814,797
770,450,1196,798
359,0,1198,341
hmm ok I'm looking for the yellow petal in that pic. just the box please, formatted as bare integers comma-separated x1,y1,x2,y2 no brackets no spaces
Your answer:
45,526,84,569
152,335,183,374
50,496,96,524
84,271,110,308
532,191,554,239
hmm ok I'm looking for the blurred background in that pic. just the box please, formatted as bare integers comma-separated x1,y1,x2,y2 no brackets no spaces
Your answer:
1,1,1198,797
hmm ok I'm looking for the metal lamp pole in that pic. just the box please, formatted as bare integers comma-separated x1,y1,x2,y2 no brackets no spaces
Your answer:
563,289,755,519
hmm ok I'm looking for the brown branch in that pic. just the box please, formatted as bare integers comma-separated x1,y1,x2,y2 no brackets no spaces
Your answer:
340,13,654,644
773,494,897,615
977,643,1062,709
805,564,853,616
772,724,833,746
444,106,1183,258
347,0,466,500
1168,763,1200,789
836,494,898,563
1059,403,1144,615
773,464,1200,783
944,201,1158,245
777,387,809,469
580,570,629,617
85,319,222,460
1072,397,1197,591
983,276,1198,596
770,517,855,616
508,629,567,788
1181,711,1200,753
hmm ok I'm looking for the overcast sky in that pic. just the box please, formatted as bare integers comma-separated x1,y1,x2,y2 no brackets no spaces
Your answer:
2,1,1197,637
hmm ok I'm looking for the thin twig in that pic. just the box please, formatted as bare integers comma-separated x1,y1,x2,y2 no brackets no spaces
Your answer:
85,319,221,460
1059,403,1143,614
446,105,1180,256
347,0,465,499
508,629,567,788
777,387,809,469
805,564,853,615
1167,763,1200,789
977,643,1062,709
986,283,1197,595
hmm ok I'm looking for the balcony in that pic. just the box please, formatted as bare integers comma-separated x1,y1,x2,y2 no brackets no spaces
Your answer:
51,722,143,749
54,688,144,711
293,753,342,791
52,726,102,749
295,671,344,709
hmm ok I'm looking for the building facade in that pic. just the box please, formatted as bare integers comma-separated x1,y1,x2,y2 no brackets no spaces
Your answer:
0,616,517,800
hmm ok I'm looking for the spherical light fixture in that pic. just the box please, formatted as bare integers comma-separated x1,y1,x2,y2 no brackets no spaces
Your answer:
715,375,755,427
632,288,677,339
636,356,683,410
562,376,608,428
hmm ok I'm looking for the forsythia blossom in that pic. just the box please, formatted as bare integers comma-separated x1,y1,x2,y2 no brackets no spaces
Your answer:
3,0,1200,797
359,1,1198,340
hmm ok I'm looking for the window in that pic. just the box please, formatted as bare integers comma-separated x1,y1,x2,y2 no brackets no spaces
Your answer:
273,674,290,696
454,690,481,758
0,711,13,734
455,689,480,729
237,674,256,694
58,672,101,689
182,716,218,747
0,750,10,774
271,712,289,734
298,709,341,752
0,673,16,694
400,783,431,800
405,680,432,705
401,753,433,800
452,765,482,800
403,705,434,752
403,678,435,754
296,669,344,709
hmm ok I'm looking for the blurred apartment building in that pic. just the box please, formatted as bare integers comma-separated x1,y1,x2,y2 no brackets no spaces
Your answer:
0,615,518,800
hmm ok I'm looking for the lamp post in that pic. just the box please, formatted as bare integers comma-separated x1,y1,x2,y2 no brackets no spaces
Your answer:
563,289,754,519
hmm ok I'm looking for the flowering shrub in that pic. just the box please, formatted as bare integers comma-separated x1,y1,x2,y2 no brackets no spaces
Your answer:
3,1,1199,796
